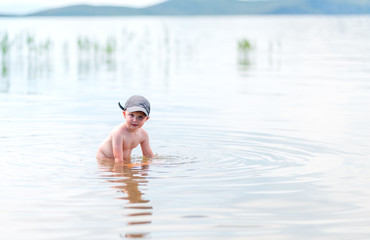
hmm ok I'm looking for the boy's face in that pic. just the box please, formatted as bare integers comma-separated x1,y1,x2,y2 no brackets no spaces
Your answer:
123,111,149,130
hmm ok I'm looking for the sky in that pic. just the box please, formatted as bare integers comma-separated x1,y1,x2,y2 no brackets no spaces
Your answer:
0,0,167,14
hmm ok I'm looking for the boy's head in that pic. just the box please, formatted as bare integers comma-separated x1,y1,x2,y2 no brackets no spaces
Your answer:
118,95,151,116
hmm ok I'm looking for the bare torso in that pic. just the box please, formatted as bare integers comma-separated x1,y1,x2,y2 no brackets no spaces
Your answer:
96,123,145,161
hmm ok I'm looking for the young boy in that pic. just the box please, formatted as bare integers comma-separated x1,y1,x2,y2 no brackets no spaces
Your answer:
96,95,154,163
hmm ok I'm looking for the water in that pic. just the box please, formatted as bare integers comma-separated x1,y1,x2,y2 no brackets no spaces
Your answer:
1,16,370,239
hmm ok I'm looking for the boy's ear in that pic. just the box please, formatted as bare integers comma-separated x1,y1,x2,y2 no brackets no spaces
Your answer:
122,111,126,118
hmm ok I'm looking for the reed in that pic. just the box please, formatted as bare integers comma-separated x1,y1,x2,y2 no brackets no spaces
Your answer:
78,37,91,51
1,33,10,79
238,38,251,52
105,37,116,55
238,38,252,67
1,33,10,57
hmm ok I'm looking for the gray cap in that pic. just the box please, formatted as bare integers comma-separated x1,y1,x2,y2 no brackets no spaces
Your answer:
118,95,151,116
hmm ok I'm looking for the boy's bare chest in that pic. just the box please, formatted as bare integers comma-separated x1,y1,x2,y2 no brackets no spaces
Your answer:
122,134,142,150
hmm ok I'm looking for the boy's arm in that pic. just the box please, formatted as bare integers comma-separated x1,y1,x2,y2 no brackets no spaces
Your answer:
140,131,154,158
112,132,124,162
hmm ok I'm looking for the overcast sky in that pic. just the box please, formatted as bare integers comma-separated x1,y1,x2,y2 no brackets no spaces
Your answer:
0,0,167,14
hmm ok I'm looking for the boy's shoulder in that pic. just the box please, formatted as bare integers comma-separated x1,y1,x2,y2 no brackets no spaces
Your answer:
139,127,149,136
110,123,126,135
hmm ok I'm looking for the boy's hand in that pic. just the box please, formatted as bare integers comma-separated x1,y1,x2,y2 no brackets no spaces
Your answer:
114,157,123,163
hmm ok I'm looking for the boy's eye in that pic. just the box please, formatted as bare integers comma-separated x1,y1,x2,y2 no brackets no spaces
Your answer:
138,116,144,120
129,114,134,117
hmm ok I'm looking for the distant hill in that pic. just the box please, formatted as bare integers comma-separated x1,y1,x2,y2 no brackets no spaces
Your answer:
25,4,141,16
6,0,370,17
0,14,16,17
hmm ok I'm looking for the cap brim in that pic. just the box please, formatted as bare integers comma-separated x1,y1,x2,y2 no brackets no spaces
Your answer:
126,106,149,116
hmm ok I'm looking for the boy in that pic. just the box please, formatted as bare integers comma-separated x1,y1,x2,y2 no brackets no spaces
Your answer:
96,95,154,162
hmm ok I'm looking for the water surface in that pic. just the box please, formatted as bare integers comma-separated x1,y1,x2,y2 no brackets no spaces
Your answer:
1,16,370,239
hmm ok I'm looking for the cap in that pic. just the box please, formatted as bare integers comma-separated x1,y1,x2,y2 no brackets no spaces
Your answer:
118,95,151,116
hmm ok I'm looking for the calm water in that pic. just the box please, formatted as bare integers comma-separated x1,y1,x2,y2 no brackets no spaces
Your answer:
1,16,370,239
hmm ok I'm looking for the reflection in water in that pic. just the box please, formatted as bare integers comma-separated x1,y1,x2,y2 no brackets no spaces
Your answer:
77,36,117,79
98,158,152,239
0,26,195,94
268,39,282,69
0,32,54,94
1,60,9,93
237,37,283,72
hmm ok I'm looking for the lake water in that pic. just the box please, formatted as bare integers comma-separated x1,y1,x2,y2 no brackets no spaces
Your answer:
1,16,370,239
